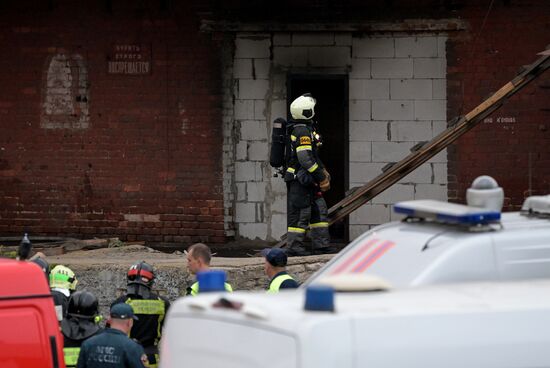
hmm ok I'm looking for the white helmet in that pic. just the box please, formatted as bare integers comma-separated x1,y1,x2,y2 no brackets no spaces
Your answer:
290,93,316,120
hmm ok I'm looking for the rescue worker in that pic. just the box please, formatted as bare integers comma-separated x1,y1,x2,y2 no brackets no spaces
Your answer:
262,248,299,292
111,261,169,368
62,291,103,368
50,264,78,320
185,243,233,295
285,93,335,256
31,255,49,281
77,303,147,368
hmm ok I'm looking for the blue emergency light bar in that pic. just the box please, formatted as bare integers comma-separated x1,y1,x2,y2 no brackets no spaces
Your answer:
394,200,501,225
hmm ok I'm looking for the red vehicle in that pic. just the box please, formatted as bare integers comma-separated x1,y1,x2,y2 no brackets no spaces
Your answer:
0,258,65,368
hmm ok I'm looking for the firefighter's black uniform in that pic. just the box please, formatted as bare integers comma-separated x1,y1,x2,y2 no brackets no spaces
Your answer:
62,317,103,367
111,293,169,368
285,120,331,255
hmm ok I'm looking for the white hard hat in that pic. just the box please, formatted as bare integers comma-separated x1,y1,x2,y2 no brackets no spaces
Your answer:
290,93,316,120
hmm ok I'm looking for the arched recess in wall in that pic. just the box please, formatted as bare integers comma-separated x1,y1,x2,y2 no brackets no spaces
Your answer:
41,52,90,129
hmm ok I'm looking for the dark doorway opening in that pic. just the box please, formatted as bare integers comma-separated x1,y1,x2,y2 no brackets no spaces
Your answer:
287,75,349,243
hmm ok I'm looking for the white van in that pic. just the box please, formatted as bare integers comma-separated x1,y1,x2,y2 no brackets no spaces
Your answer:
160,279,550,368
305,179,550,288
159,178,550,367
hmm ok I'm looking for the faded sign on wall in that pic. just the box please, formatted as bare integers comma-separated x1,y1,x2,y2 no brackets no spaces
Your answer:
107,44,151,75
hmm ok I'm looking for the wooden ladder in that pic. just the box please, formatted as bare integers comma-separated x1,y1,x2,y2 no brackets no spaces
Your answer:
276,48,550,248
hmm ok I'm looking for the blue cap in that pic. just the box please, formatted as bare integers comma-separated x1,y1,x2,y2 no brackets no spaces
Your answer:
110,303,138,320
197,270,227,292
304,285,335,312
261,248,287,267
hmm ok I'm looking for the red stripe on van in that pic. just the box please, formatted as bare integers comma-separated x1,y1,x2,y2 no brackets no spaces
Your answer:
330,238,379,275
351,241,395,273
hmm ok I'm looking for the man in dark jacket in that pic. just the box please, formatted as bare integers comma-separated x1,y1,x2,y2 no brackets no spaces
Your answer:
262,248,299,292
77,303,147,368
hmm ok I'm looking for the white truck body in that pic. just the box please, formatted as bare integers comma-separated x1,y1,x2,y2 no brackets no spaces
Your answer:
306,205,550,288
160,280,550,368
160,197,550,367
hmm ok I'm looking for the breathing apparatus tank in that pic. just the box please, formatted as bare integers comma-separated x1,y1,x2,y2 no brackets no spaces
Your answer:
269,117,288,172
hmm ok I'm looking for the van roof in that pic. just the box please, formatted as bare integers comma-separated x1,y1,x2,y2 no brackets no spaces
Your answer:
0,258,51,298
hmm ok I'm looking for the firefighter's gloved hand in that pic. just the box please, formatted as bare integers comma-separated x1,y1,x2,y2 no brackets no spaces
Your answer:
320,169,331,192
322,168,331,183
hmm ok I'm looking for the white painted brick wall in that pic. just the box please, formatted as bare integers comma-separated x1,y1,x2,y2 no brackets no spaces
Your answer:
234,100,254,120
247,182,266,202
293,33,335,46
372,100,414,120
238,223,268,240
372,141,412,162
235,202,256,222
414,58,446,78
415,184,448,201
432,79,446,99
235,37,270,58
350,79,390,100
415,100,446,121
349,141,372,162
390,79,432,100
353,37,394,58
395,37,438,58
226,33,448,242
349,225,372,240
236,183,246,201
273,47,308,67
391,121,432,141
349,162,386,183
236,141,247,161
308,47,350,67
399,163,433,184
349,121,388,142
238,79,269,99
349,100,372,121
350,59,371,78
372,59,413,78
372,184,415,204
248,141,268,161
240,121,267,140
350,204,391,225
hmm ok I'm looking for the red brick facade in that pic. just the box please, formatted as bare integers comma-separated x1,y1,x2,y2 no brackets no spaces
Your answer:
447,0,550,208
0,2,226,244
0,0,548,244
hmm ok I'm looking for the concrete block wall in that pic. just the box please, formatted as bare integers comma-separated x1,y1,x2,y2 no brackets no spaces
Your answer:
225,32,447,242
348,35,448,239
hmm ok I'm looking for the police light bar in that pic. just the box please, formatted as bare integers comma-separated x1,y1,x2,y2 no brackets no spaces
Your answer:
521,195,550,215
394,200,501,225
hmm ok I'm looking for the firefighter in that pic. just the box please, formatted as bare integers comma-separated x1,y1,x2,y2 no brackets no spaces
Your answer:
111,261,170,368
62,291,103,368
285,93,335,256
262,248,299,292
185,243,233,295
50,264,78,321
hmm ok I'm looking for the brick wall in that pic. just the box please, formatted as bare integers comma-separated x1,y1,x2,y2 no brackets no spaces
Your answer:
0,2,226,245
447,0,550,209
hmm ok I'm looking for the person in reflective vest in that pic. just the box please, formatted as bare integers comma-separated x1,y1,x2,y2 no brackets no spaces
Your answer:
186,243,233,295
262,248,299,292
111,261,169,368
62,291,102,367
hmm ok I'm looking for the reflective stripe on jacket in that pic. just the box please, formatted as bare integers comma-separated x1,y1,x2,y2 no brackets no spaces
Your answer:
188,281,233,296
267,274,295,293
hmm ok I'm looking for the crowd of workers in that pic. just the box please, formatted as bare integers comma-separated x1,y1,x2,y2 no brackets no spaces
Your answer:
27,243,298,368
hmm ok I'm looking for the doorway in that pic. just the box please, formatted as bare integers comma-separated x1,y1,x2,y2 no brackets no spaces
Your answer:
287,75,349,243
